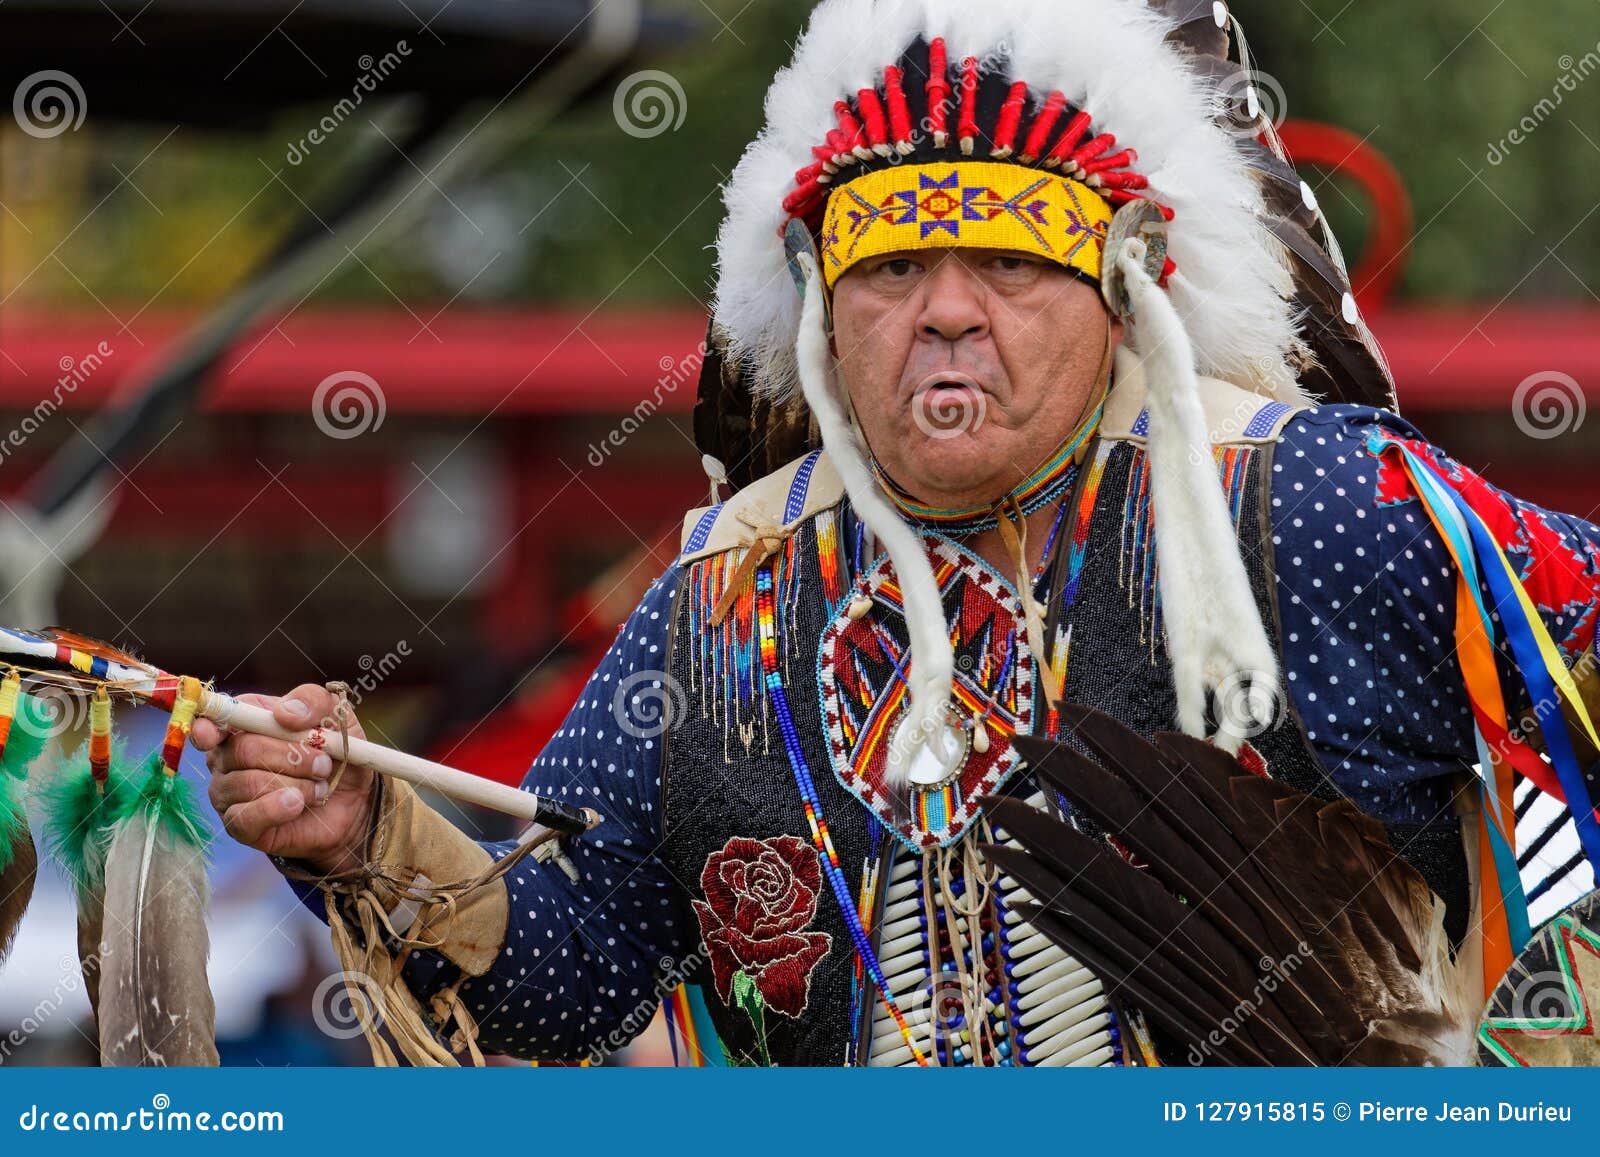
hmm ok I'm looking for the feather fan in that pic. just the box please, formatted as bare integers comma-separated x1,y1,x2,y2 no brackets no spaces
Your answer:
987,705,1477,1066
98,755,218,1067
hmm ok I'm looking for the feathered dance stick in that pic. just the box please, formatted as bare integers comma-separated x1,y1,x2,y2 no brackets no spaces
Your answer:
38,687,135,1023
987,706,1477,1066
0,626,598,837
98,676,218,1067
0,668,54,965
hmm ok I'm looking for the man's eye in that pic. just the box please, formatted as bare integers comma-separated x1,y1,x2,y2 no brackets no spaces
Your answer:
878,258,920,277
990,255,1033,272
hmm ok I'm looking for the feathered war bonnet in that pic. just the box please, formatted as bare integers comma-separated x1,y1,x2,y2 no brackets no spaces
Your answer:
697,0,1395,780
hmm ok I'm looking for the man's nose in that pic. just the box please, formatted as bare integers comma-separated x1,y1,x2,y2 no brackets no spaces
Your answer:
916,257,989,344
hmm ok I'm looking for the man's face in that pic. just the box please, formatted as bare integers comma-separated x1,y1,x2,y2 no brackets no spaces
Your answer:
830,247,1119,508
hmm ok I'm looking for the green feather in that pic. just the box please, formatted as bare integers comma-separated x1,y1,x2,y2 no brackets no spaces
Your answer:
2,691,55,781
0,770,27,876
118,754,212,854
38,738,138,894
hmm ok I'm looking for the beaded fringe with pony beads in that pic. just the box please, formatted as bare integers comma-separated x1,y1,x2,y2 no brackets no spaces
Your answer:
39,685,137,1023
756,566,929,1065
0,667,52,966
687,513,822,759
98,675,220,1066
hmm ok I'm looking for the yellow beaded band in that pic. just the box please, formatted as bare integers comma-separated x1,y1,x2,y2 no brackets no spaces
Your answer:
820,161,1113,290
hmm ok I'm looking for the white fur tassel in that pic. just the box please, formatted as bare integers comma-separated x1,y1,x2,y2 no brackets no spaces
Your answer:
1116,240,1279,751
794,254,953,788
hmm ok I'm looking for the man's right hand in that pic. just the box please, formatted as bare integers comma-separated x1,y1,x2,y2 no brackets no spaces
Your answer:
192,684,376,877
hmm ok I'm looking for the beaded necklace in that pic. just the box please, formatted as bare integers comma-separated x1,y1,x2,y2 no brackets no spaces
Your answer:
870,399,1103,535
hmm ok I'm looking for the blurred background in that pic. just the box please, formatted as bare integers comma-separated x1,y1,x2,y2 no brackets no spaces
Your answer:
0,0,1596,1064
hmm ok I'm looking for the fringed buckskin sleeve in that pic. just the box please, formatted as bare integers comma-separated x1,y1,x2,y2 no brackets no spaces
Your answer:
281,568,691,1063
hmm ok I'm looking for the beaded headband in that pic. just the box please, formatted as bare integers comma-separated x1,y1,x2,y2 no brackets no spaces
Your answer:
819,162,1113,290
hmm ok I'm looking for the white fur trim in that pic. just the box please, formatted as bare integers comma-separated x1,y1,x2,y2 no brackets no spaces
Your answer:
1116,238,1279,750
793,253,953,790
714,0,1309,405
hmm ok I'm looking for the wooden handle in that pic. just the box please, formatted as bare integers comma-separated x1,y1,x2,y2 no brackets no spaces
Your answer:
200,690,597,835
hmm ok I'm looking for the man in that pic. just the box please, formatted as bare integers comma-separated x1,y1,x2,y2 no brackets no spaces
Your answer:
197,0,1600,1066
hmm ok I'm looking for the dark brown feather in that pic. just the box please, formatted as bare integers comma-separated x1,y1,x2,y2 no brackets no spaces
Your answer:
0,824,37,965
1150,0,1232,58
987,801,1322,1064
1238,140,1320,230
1014,731,1362,1049
1005,706,1475,1065
692,323,817,491
1265,216,1398,409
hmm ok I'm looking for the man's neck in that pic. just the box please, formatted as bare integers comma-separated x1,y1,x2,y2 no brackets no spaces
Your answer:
962,500,1064,586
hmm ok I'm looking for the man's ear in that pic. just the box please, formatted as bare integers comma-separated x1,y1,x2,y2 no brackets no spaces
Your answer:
1110,318,1126,348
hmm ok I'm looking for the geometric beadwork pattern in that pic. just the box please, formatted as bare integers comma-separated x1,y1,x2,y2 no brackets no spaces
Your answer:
1479,888,1600,1066
821,162,1111,289
818,537,1034,853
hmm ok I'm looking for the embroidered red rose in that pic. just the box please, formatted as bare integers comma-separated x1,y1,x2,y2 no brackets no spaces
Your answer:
692,835,832,1019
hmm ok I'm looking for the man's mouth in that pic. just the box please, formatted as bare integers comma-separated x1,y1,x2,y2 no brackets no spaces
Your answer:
910,370,987,407
910,371,989,437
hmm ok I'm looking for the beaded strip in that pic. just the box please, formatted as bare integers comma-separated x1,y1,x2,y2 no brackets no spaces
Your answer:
160,676,203,776
89,686,112,785
755,565,929,1065
872,401,1101,534
0,668,19,761
1043,440,1113,739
